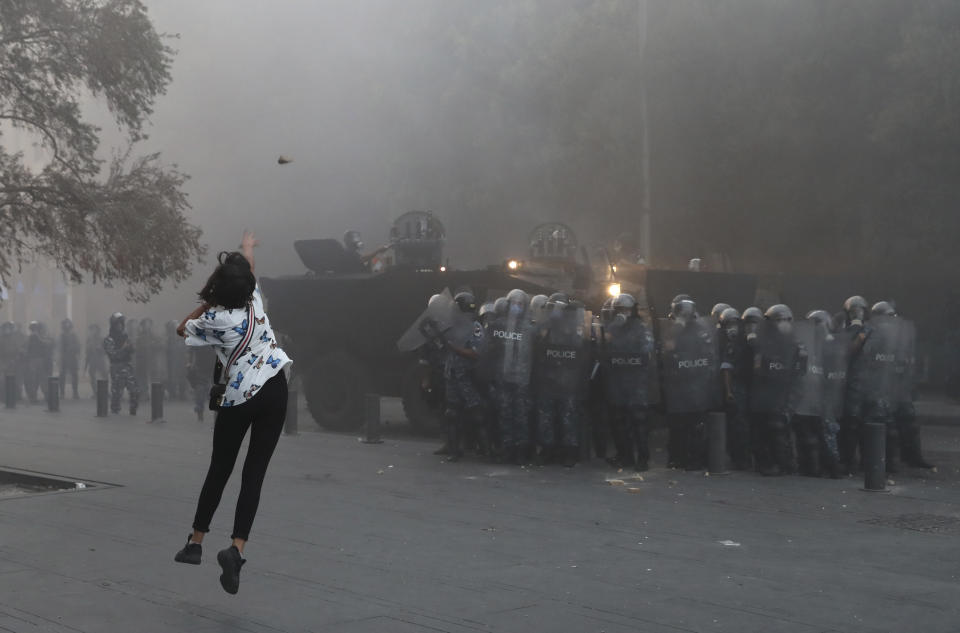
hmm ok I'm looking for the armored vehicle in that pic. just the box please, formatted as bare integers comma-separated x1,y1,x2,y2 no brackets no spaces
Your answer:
260,212,557,432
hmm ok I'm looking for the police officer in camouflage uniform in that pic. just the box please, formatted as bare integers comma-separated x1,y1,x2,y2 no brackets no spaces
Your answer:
838,296,871,473
738,307,766,469
871,301,935,470
718,307,753,470
806,309,844,478
586,297,616,461
103,312,138,415
601,294,655,471
750,305,806,476
491,289,536,465
534,296,588,467
439,292,486,462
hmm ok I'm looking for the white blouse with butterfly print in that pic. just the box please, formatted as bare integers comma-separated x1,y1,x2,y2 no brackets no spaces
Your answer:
183,284,292,408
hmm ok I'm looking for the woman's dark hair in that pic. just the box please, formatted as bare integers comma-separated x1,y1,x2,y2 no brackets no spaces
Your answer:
198,251,256,309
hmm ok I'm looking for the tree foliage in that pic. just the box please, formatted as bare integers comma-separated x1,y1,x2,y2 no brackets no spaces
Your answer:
0,0,204,301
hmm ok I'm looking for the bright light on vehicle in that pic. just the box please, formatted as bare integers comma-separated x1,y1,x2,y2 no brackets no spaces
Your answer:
607,282,621,297
440,266,447,272
507,259,520,271
611,265,617,273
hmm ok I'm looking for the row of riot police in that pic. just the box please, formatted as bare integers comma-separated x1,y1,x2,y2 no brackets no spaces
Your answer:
0,319,89,403
409,288,933,476
0,314,211,419
708,295,933,477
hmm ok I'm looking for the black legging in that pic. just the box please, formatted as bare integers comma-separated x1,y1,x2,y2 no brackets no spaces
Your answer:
192,371,287,541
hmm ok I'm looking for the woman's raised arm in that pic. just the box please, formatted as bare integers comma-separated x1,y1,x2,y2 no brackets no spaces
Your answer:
241,229,258,274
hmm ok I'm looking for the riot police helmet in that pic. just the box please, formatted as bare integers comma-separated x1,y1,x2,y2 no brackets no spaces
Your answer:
718,307,740,326
843,295,869,323
711,303,732,320
493,297,509,316
426,293,442,308
764,304,793,322
109,312,125,331
806,309,833,327
548,292,569,305
669,294,693,316
530,294,549,315
61,318,73,330
28,320,40,332
506,288,530,312
611,293,638,316
871,301,896,317
741,307,764,323
672,299,697,322
453,291,477,313
478,302,495,320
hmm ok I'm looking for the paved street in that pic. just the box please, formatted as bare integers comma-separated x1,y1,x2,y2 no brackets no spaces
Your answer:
0,396,958,633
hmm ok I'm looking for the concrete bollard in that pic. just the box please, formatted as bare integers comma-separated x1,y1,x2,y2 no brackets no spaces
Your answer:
362,393,383,444
47,377,60,413
5,375,16,409
284,389,299,435
862,422,887,492
96,379,109,417
707,412,729,475
150,383,164,422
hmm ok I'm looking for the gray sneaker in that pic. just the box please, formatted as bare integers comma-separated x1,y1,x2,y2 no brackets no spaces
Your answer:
174,534,201,565
217,545,246,594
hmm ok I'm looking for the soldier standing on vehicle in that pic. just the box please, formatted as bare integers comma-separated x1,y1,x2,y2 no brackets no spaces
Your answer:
104,313,138,415
59,318,81,399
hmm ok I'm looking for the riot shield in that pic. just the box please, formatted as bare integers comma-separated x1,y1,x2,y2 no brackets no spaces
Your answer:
821,332,849,421
495,310,535,386
792,320,825,418
396,289,455,352
749,321,803,415
602,316,656,407
860,315,903,407
894,318,917,406
658,316,720,414
537,306,590,398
